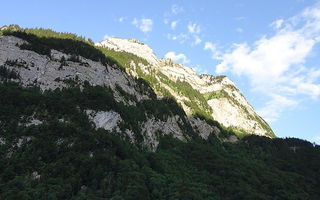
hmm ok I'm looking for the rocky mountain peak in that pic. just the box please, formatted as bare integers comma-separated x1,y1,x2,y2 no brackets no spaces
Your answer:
96,37,158,65
0,28,274,148
96,37,274,138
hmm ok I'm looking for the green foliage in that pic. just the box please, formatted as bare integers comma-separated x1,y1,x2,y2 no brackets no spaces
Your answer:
2,26,262,137
140,97,185,121
99,48,167,101
254,115,275,138
157,73,213,120
204,90,228,100
101,47,149,68
0,65,20,80
115,84,137,102
5,59,29,69
0,81,194,145
1,26,115,67
0,82,320,200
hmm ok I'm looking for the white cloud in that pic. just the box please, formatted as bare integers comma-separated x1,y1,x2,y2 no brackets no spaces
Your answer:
168,30,201,46
132,17,153,33
171,20,178,30
141,18,153,32
119,17,125,22
167,33,189,44
192,35,202,46
132,18,138,26
166,20,202,46
215,3,320,122
270,19,284,29
257,94,298,122
204,42,221,59
192,65,208,75
186,22,202,46
204,42,215,51
307,68,320,82
171,4,184,15
165,51,190,64
188,23,201,34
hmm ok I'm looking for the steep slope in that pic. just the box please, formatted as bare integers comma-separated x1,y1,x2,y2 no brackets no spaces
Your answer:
97,38,274,137
0,26,224,150
1,27,320,200
0,26,273,149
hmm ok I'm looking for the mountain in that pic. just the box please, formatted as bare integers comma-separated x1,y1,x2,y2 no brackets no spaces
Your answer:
0,26,319,200
0,31,209,150
96,38,274,138
0,26,273,151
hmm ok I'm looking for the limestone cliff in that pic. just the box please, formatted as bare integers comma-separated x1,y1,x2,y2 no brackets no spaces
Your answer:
0,30,274,152
0,34,219,150
97,38,274,137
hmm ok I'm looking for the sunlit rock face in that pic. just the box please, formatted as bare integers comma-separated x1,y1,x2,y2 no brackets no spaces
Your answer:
0,34,273,150
0,35,222,150
97,38,274,137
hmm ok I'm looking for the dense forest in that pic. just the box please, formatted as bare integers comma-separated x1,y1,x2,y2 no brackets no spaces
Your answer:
1,82,319,200
0,25,320,199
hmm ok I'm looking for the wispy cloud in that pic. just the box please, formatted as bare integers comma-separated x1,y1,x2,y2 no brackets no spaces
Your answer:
192,65,208,75
164,4,202,47
257,94,298,122
163,4,183,25
204,42,221,59
168,22,202,46
171,20,178,30
119,17,125,23
165,51,190,64
188,23,201,34
192,35,202,46
270,19,284,29
214,3,320,122
187,22,202,46
132,17,153,33
167,33,189,44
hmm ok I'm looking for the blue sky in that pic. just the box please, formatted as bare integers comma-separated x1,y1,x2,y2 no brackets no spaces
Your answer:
1,0,320,144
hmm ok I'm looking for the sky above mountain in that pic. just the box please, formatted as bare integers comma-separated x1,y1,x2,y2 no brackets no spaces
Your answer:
1,0,320,144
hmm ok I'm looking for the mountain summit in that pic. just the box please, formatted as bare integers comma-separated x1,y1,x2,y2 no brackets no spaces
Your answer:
96,37,274,138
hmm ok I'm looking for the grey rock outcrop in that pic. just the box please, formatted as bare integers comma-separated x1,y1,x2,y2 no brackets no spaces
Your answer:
0,35,222,150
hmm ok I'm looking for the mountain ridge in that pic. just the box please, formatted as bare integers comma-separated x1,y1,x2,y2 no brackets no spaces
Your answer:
0,29,214,150
0,26,319,200
96,37,274,137
0,26,274,142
